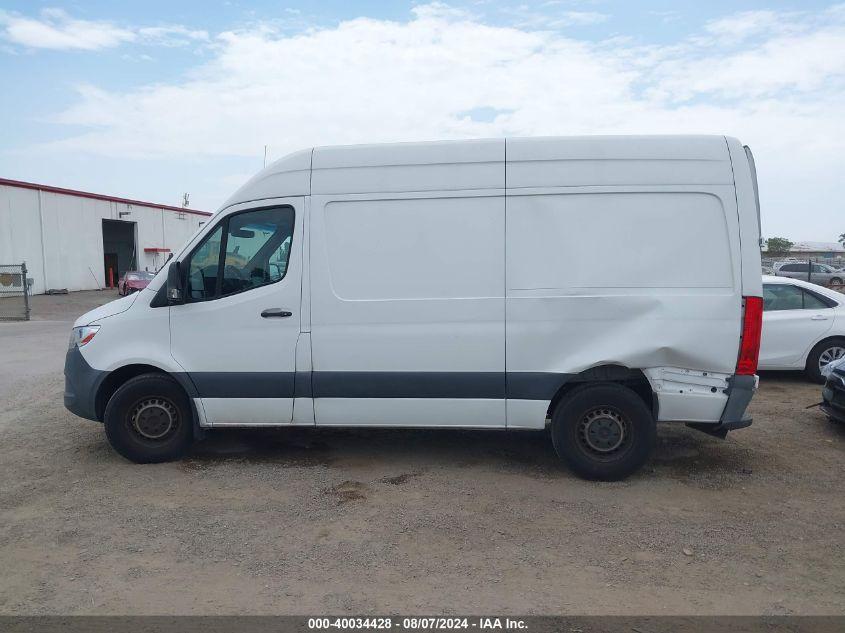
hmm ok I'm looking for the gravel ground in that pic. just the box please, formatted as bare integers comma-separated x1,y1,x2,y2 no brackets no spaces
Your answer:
0,290,843,615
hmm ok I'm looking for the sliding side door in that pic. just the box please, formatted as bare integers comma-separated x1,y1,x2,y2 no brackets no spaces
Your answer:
309,192,506,427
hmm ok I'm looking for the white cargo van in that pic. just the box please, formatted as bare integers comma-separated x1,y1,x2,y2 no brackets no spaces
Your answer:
64,136,763,480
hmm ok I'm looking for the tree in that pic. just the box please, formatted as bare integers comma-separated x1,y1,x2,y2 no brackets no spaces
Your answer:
839,233,845,247
766,237,794,256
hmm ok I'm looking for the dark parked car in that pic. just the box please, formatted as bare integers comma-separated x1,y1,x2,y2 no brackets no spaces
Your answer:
821,359,845,423
118,270,155,295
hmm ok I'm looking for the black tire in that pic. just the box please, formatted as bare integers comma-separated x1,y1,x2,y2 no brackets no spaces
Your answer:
551,383,656,481
830,277,842,286
805,337,845,384
104,373,194,463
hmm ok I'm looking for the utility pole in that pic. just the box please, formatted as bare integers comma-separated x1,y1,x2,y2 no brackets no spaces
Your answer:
264,145,268,168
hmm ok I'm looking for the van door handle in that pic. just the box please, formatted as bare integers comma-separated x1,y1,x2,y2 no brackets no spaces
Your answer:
810,314,828,321
261,308,292,318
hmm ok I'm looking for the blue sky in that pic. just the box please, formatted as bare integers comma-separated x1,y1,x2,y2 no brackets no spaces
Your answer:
1,1,843,240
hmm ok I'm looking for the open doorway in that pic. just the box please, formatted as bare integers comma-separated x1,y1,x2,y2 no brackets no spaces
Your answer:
102,219,137,288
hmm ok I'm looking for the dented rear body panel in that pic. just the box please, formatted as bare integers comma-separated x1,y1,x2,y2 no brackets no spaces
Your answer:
503,136,761,428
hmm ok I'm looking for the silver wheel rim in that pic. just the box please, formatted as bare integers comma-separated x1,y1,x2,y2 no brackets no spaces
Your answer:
130,398,177,440
819,346,845,373
579,407,627,453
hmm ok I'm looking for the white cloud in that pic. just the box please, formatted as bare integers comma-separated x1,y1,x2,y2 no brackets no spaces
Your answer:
17,3,845,238
556,11,609,26
412,2,473,21
138,25,209,47
704,10,799,41
498,4,610,29
649,24,845,101
515,10,609,28
0,8,135,50
0,8,208,51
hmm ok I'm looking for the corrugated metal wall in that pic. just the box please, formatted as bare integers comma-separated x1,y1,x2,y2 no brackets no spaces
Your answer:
0,183,209,295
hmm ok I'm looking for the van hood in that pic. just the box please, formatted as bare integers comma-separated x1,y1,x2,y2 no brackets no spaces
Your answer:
74,292,139,327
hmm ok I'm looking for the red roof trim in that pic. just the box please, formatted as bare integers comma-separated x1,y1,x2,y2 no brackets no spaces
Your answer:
0,177,213,217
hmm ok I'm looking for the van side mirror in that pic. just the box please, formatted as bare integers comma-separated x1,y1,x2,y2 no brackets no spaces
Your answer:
167,261,184,304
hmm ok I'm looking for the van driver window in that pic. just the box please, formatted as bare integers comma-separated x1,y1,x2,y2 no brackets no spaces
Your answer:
187,225,222,300
184,206,294,301
221,207,294,296
268,236,292,280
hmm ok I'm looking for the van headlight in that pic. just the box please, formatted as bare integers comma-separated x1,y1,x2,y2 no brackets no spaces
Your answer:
69,325,100,349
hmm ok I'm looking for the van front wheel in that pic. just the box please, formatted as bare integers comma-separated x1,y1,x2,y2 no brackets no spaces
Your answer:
551,383,656,481
103,373,194,463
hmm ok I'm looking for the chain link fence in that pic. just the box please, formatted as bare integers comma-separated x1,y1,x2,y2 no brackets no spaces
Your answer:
762,255,845,294
0,262,31,321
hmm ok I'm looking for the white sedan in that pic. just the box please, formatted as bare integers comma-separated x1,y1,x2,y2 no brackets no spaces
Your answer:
760,275,845,382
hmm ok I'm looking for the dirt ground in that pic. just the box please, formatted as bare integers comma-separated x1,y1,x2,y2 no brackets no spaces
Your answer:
0,290,843,615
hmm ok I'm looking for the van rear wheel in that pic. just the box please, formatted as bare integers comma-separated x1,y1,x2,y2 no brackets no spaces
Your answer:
551,383,656,481
103,373,194,463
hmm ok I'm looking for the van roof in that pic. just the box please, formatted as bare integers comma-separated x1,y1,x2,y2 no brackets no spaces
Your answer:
222,135,735,209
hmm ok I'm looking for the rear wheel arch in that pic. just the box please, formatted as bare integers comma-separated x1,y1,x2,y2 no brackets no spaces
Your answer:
545,364,656,421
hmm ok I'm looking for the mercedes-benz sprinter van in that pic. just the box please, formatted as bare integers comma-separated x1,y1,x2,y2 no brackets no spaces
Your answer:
64,136,763,480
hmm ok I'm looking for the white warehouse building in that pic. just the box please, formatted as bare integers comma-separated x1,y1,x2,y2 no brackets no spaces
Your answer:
0,178,212,295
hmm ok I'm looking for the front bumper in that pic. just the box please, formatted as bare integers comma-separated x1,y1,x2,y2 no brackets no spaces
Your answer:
64,346,106,422
821,371,845,422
